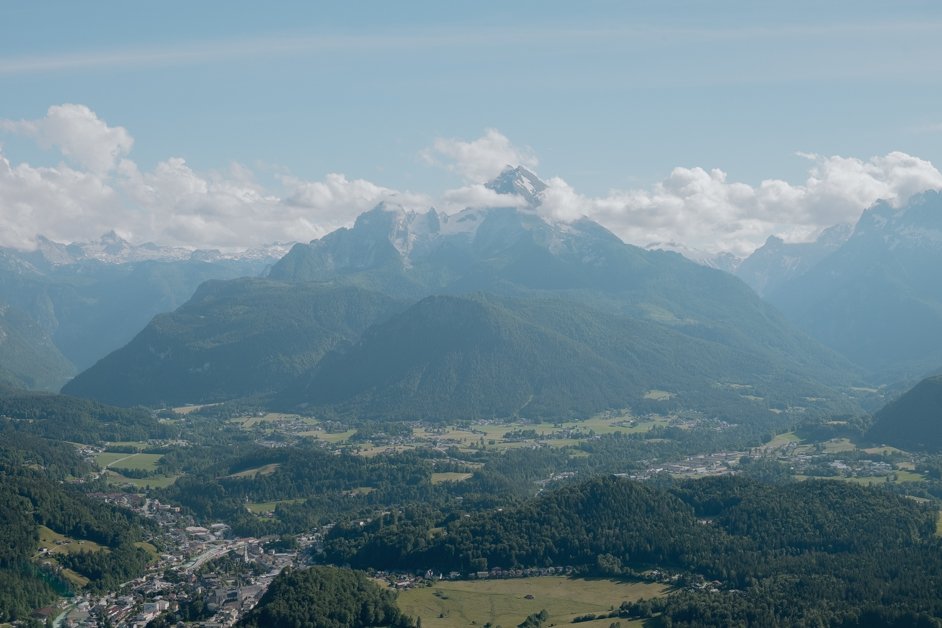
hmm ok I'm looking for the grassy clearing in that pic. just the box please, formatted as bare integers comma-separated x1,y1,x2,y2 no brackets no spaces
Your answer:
797,472,923,487
347,486,376,496
431,472,473,485
304,429,357,443
95,452,163,471
226,463,281,479
238,412,314,429
59,568,90,588
134,541,160,561
643,390,674,401
104,441,150,450
863,445,906,455
104,470,180,489
892,470,923,482
821,438,856,453
842,476,894,487
397,576,666,628
173,403,221,415
245,498,306,514
936,512,942,537
36,526,108,556
762,432,800,450
354,445,416,457
415,415,670,453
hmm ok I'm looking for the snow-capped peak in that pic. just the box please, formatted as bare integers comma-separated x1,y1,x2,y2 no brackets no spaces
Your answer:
645,241,742,272
29,233,292,266
485,165,548,207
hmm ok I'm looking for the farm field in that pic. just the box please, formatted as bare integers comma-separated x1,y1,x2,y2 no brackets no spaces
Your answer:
397,576,666,628
226,463,281,479
104,470,180,489
431,472,473,484
36,525,107,556
95,452,163,471
245,498,306,514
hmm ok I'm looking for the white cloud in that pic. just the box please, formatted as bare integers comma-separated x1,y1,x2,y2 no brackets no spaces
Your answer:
439,183,527,212
280,173,431,238
1,104,133,174
422,129,538,183
0,150,121,249
0,104,440,250
539,151,942,256
2,110,941,258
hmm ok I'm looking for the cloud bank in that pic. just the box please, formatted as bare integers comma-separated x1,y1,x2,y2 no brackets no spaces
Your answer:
0,105,428,250
1,107,940,257
538,150,942,256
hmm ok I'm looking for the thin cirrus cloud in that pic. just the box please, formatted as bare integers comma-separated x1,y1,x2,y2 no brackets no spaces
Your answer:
2,105,941,257
3,19,940,79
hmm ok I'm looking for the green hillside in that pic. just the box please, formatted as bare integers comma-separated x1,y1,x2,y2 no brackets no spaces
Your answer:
0,388,167,443
0,434,153,620
281,293,854,421
323,475,942,626
867,374,942,451
62,279,403,406
0,302,74,391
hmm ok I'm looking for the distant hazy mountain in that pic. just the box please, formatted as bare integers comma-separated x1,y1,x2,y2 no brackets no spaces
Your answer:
30,231,292,266
68,167,858,415
62,279,402,406
867,375,942,451
279,293,852,420
734,223,852,296
271,167,852,375
767,190,942,382
645,241,741,274
0,301,73,390
0,234,285,372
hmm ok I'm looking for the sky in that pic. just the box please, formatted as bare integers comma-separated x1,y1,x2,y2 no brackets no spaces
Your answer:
1,1,942,256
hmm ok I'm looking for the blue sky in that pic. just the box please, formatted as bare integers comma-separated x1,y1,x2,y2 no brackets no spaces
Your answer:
1,1,941,254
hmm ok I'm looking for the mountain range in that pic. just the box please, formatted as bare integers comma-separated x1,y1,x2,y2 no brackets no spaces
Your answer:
64,167,858,420
733,223,852,297
755,190,942,382
0,233,286,388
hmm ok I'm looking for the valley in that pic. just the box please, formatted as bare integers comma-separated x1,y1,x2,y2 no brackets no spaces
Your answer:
9,390,934,626
1,160,941,627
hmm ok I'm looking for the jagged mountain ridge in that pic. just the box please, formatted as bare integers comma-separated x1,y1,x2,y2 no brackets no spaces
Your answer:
0,242,281,373
65,167,860,417
30,231,293,266
767,190,942,382
270,167,855,382
734,223,853,297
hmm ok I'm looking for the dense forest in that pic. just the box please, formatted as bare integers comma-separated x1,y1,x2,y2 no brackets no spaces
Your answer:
237,565,415,628
322,475,942,626
0,387,168,443
0,432,154,620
